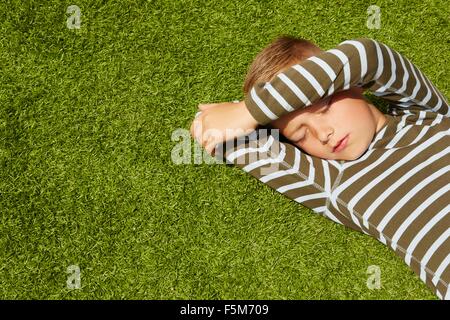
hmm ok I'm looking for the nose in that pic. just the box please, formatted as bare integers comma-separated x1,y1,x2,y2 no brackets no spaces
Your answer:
313,122,334,145
319,130,333,145
308,114,334,145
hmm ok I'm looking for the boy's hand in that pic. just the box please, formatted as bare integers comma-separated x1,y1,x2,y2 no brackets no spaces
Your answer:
190,101,259,156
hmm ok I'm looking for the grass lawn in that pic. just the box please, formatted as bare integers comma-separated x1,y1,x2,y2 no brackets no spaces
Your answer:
0,0,448,299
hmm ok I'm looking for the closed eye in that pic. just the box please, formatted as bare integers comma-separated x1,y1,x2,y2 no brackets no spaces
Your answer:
293,96,333,143
294,128,308,143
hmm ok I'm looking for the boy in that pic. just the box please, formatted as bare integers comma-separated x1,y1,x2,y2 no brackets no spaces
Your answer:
190,37,449,299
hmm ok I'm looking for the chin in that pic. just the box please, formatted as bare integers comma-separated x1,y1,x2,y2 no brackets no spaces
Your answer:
332,149,362,161
330,154,352,161
342,154,360,161
350,147,370,160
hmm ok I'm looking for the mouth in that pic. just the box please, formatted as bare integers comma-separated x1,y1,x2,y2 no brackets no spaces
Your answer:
333,134,349,153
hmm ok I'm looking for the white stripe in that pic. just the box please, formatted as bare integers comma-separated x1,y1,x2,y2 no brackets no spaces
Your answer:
295,192,327,204
362,146,450,230
373,91,391,97
394,51,409,95
315,206,326,213
332,124,412,227
400,59,422,104
432,253,450,286
277,180,311,193
243,143,287,172
260,147,302,183
327,49,351,90
421,74,443,113
397,102,415,108
227,135,275,162
307,56,337,91
278,73,311,105
249,87,278,121
378,49,410,100
415,63,433,108
307,56,337,80
376,49,435,112
340,40,368,82
377,165,450,232
341,130,449,228
420,228,450,281
327,84,335,96
292,64,325,97
337,113,443,218
315,206,343,225
264,83,295,112
373,40,384,81
324,209,343,224
322,159,331,196
404,204,450,265
374,43,397,93
277,155,316,193
313,206,343,225
390,184,450,251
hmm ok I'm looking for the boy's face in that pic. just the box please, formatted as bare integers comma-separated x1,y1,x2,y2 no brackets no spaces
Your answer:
270,87,387,161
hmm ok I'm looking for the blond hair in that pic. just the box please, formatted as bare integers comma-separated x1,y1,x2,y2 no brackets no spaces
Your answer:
243,35,323,96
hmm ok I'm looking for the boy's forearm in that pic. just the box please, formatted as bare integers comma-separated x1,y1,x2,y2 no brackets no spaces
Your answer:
239,100,259,128
196,100,258,128
244,38,379,125
245,37,450,121
190,100,259,156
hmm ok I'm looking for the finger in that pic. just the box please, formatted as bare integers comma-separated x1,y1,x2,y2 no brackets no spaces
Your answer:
189,120,195,137
192,119,204,144
201,130,215,148
203,131,215,148
205,140,217,157
198,103,218,111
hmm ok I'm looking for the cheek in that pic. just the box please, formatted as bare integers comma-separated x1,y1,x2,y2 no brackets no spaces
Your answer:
334,100,371,120
294,139,321,155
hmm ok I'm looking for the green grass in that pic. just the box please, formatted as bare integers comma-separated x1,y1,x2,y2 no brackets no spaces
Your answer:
0,0,448,299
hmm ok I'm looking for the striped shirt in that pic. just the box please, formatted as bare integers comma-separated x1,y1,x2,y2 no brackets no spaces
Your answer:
215,38,450,299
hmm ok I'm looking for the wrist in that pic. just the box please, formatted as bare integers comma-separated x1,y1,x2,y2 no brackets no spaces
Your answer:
238,100,259,127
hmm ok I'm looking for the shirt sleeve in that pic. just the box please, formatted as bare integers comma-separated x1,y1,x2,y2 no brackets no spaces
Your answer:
213,129,366,234
244,37,450,125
